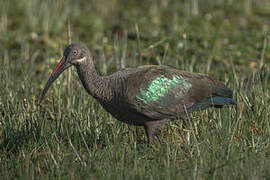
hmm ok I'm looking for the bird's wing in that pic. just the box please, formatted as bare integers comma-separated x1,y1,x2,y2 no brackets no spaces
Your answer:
124,65,234,120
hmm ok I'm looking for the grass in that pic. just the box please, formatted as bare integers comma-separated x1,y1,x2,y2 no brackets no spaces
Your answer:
0,0,270,179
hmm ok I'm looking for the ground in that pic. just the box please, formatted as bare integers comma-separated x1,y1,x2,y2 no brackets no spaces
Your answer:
0,0,270,179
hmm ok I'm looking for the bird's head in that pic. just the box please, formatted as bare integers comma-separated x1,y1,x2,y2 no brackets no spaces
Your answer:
39,43,91,103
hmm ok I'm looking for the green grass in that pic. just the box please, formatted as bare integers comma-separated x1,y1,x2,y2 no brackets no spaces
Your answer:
1,0,270,179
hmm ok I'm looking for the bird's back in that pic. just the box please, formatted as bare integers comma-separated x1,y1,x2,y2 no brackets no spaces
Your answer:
103,65,236,124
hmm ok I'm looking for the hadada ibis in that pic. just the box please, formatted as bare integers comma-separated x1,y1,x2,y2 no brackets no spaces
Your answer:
40,43,236,143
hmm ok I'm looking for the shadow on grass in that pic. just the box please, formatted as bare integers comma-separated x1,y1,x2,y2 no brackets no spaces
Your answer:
0,120,42,154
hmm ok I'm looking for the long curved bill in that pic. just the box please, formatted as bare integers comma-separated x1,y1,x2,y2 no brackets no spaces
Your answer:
39,57,71,104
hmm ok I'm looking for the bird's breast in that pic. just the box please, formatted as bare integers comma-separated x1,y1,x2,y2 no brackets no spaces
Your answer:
100,100,148,126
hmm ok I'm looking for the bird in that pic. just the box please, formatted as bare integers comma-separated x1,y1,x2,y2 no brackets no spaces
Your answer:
40,43,237,143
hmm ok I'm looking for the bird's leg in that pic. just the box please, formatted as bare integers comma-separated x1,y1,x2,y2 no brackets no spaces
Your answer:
144,125,155,144
144,119,170,144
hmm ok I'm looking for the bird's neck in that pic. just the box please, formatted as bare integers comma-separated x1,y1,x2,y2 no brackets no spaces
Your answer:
75,60,112,103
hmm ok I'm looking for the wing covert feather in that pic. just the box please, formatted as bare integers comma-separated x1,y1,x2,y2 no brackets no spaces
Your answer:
124,65,233,120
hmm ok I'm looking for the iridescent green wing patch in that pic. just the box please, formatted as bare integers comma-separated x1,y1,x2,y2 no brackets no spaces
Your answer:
136,75,192,108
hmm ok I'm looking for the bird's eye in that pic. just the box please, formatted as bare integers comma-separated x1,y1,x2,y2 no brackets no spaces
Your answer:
73,49,78,56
